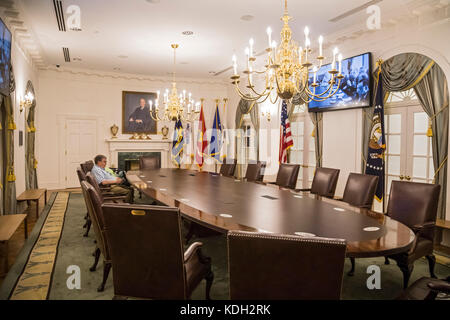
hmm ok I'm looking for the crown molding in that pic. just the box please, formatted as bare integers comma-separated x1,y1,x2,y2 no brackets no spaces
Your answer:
39,65,229,86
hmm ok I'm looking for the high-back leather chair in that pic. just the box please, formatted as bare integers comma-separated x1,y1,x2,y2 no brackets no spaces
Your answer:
342,173,378,208
220,159,237,177
274,164,300,189
308,167,340,198
77,167,87,182
245,161,266,182
398,276,450,300
228,231,347,299
139,156,160,170
77,167,91,236
102,203,214,299
81,181,112,292
386,181,441,288
85,172,128,204
81,160,94,174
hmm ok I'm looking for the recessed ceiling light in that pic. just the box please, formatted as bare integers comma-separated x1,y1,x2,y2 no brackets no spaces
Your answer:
182,30,194,36
208,71,215,74
73,57,82,61
240,15,254,21
118,55,128,59
145,0,160,3
180,61,189,65
113,67,121,71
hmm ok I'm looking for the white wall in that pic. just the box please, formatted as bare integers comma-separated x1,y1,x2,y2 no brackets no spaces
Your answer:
36,68,228,189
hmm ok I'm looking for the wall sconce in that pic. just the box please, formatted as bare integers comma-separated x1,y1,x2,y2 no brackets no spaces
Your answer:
20,92,34,113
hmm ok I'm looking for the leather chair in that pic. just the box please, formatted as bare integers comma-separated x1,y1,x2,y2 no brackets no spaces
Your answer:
220,159,237,178
102,203,214,299
81,181,113,292
77,167,92,236
139,156,160,170
341,173,378,276
274,163,300,189
297,167,340,198
244,161,266,182
398,276,450,300
342,173,379,208
81,160,94,174
85,172,129,204
385,181,441,289
228,231,347,299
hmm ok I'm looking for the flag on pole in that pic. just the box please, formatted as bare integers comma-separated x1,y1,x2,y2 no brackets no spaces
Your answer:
365,72,386,202
279,100,293,163
209,104,222,163
196,104,207,168
171,119,184,167
183,122,193,165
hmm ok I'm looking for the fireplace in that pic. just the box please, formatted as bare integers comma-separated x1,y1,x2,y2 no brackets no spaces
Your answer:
118,151,161,171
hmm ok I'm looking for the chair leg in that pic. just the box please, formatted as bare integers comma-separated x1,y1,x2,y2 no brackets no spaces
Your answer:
426,254,437,278
89,248,100,272
97,262,112,292
347,257,355,276
205,270,214,300
83,217,91,237
384,257,390,265
398,262,414,289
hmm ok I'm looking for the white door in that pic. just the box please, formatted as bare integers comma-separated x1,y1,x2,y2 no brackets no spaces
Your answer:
65,119,97,188
384,104,434,210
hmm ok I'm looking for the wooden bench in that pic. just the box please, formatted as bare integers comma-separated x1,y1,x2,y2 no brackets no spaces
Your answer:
17,188,47,219
0,214,28,276
436,219,450,230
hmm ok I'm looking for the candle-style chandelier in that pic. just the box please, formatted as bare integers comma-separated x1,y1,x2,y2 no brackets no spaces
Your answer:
150,44,200,122
231,0,344,104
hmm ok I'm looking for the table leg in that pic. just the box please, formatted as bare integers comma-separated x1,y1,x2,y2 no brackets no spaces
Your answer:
36,200,39,219
45,190,47,205
2,241,8,276
24,217,28,239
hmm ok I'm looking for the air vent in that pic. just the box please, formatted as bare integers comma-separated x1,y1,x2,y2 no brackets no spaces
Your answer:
329,0,383,23
62,47,70,62
53,0,66,31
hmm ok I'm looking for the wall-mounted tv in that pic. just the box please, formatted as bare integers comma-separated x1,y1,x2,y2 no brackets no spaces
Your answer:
0,17,12,97
308,52,372,112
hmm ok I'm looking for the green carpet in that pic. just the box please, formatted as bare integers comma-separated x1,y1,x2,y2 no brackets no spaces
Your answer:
14,192,450,299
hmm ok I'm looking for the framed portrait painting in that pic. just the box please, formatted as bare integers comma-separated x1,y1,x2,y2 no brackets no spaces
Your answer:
122,91,157,134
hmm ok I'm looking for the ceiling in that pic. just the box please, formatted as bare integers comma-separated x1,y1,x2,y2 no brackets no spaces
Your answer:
11,0,434,78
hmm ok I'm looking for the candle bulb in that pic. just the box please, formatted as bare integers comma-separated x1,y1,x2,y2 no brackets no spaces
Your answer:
305,39,310,62
245,47,250,69
298,46,303,64
232,54,237,75
318,35,323,57
313,66,318,84
249,38,254,58
332,47,338,70
304,26,309,39
249,66,253,84
338,54,343,74
266,27,272,48
149,100,153,111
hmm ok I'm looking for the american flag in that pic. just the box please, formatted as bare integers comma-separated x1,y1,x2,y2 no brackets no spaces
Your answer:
279,100,293,163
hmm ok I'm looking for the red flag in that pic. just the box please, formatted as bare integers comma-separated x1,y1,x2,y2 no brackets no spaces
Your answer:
279,100,293,163
196,104,207,168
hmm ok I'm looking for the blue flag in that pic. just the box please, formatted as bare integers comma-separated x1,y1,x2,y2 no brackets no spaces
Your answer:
172,119,184,167
365,72,386,202
209,105,222,162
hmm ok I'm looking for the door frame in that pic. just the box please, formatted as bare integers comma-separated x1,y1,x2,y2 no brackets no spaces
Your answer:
57,114,102,189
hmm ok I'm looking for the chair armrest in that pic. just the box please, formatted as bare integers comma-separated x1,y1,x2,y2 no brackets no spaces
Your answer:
184,242,204,263
333,196,343,201
428,281,450,294
411,221,435,234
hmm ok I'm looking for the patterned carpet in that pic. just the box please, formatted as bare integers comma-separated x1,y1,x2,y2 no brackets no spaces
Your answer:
1,191,449,300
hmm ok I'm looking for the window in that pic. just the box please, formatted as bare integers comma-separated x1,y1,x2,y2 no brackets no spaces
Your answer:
289,104,316,188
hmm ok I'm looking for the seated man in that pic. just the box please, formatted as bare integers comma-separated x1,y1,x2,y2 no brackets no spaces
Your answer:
91,154,133,203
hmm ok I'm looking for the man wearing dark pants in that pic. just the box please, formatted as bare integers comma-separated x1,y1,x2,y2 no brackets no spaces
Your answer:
91,154,133,203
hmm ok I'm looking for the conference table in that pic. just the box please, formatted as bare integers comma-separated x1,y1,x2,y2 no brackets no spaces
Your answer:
127,168,415,258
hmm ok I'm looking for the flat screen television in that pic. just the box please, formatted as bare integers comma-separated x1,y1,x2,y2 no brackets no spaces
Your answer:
307,52,372,112
0,17,12,97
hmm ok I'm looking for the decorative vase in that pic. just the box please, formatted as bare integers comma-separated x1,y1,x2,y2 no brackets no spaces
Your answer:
110,124,119,139
161,125,169,140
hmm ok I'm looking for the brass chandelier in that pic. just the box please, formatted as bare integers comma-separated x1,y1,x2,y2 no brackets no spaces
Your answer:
150,44,200,122
231,0,344,104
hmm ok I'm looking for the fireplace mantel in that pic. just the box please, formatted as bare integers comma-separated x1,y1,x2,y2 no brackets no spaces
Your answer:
105,138,172,169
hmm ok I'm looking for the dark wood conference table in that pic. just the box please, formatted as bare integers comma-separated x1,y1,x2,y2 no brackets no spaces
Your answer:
128,169,415,258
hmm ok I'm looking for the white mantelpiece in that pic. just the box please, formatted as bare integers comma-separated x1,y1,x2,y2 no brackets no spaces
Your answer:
106,138,172,168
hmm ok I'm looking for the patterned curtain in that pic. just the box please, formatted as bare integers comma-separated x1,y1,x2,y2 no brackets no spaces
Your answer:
25,80,38,190
3,93,17,214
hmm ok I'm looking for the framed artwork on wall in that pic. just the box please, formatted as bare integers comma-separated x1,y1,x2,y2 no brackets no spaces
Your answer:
122,91,157,134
